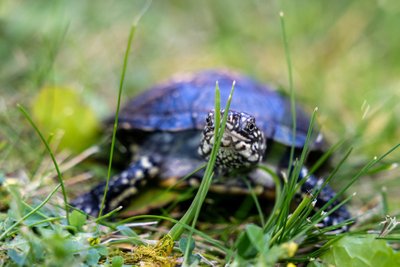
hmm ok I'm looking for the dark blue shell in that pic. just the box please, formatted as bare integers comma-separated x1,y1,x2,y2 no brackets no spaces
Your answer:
117,70,324,149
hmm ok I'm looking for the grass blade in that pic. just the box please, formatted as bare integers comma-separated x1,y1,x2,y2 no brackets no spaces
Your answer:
169,81,236,241
98,2,150,217
182,82,236,265
280,11,296,176
18,105,70,225
0,184,61,240
98,23,136,218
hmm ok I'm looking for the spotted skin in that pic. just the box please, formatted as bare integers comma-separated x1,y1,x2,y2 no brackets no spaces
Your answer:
199,110,266,168
71,156,160,216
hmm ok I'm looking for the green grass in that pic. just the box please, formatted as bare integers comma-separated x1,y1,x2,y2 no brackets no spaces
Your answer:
1,1,400,266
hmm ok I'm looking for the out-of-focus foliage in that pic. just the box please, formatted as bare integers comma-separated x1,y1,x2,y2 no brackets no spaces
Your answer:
309,235,400,267
31,86,100,152
1,1,399,153
0,0,399,224
0,1,399,266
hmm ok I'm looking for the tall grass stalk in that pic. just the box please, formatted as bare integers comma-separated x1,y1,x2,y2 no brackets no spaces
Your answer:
280,11,296,177
183,82,236,265
269,109,318,245
169,81,235,242
98,22,135,218
98,1,151,217
273,11,300,246
17,105,70,225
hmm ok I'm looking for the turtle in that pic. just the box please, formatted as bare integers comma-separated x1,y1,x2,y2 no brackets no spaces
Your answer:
71,69,350,228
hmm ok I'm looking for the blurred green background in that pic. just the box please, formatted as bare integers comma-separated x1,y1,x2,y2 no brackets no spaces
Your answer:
0,1,399,204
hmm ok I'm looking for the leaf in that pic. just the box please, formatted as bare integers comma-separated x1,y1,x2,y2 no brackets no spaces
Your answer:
31,86,100,152
235,230,258,259
245,224,266,253
308,235,400,267
264,245,286,266
70,210,86,232
179,238,201,265
112,255,124,267
116,225,138,237
86,248,101,266
179,237,195,254
96,245,109,256
7,249,27,266
121,188,181,217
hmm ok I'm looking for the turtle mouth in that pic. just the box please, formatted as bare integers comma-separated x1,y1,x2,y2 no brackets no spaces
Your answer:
221,130,251,146
204,129,251,147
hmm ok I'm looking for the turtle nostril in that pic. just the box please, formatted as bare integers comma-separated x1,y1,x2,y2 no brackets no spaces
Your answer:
246,122,255,131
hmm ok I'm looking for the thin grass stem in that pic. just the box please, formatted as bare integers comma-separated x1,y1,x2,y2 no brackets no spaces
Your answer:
18,105,70,225
317,143,399,214
98,1,151,216
98,24,136,218
244,179,265,226
170,81,235,247
279,12,296,178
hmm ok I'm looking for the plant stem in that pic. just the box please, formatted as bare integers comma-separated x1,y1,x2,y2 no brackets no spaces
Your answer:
18,105,70,225
169,81,236,241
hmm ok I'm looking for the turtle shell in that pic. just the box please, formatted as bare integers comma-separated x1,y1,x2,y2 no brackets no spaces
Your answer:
116,70,324,150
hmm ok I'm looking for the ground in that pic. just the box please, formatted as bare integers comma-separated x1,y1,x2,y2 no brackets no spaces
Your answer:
0,1,399,266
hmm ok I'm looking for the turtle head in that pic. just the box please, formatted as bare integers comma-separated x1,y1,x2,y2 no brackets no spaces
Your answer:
198,110,266,169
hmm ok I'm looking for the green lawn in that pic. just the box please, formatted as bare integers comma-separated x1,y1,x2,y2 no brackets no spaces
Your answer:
1,1,399,266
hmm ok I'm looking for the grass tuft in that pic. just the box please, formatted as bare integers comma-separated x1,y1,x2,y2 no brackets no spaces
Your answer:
0,184,61,240
17,104,70,225
168,81,235,240
1,2,400,266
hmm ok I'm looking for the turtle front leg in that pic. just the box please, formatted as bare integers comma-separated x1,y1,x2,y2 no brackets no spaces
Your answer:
71,156,160,216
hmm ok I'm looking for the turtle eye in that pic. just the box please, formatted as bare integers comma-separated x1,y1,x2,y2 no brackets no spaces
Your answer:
206,116,213,127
